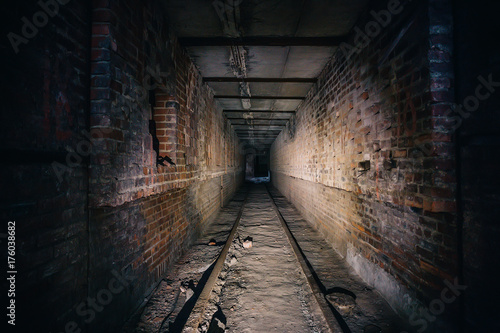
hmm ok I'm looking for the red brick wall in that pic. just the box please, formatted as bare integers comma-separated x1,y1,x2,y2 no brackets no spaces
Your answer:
89,0,243,207
1,0,243,332
271,0,458,329
88,0,244,331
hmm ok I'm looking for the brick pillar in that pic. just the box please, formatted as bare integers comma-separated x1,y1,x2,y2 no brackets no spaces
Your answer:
154,91,178,164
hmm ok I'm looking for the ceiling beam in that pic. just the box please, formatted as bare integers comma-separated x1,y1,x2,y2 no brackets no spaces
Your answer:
242,142,273,144
236,137,280,139
241,141,274,144
234,126,285,129
239,137,277,139
230,120,290,124
179,36,347,47
242,144,273,148
233,123,287,127
241,140,273,143
224,110,295,113
235,129,282,132
203,77,317,83
236,133,281,135
215,95,304,100
238,133,278,136
236,132,279,134
234,121,287,125
227,117,290,121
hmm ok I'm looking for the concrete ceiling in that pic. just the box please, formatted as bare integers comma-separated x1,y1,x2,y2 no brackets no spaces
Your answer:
165,0,369,149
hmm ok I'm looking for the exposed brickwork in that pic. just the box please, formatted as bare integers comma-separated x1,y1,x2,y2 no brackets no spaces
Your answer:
89,0,242,207
1,0,243,332
3,0,496,332
88,0,244,331
271,0,458,327
88,177,227,332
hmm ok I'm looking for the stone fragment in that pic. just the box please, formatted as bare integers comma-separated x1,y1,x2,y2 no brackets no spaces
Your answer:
207,317,225,333
185,288,194,301
326,292,356,314
243,236,253,248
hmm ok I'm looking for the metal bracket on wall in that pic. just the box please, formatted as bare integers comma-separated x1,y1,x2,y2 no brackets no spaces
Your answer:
157,155,175,166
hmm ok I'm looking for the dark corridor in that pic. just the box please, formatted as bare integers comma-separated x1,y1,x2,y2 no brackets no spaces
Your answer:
1,0,499,332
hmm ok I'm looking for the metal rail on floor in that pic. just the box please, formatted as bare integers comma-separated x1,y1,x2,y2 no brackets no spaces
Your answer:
179,185,347,332
265,185,346,333
180,192,249,332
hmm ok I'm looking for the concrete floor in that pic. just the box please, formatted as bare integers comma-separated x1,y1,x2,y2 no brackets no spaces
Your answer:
202,185,329,332
126,184,410,333
267,187,410,333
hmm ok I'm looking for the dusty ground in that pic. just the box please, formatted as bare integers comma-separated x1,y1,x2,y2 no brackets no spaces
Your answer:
122,188,248,333
199,185,329,333
267,186,411,333
125,184,411,333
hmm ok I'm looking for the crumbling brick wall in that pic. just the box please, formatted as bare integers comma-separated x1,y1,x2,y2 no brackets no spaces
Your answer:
88,0,244,331
271,0,458,330
1,0,244,331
